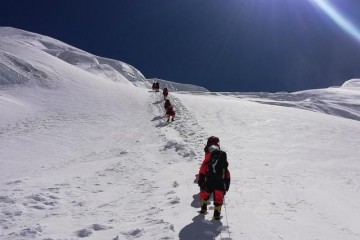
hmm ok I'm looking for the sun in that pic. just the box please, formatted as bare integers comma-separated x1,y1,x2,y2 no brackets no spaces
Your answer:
311,0,360,43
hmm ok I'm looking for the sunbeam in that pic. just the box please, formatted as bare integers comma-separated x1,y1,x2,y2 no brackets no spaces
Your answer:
311,0,360,43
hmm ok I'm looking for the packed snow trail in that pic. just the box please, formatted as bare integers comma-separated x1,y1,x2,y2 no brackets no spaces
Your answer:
148,91,233,239
148,91,208,161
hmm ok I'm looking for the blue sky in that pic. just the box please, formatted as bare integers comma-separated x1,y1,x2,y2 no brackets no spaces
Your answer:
2,0,360,92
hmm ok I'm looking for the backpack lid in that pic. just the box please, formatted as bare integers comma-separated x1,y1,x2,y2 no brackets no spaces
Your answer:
208,145,219,153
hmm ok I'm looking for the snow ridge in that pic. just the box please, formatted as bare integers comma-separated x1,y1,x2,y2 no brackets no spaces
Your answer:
0,27,147,88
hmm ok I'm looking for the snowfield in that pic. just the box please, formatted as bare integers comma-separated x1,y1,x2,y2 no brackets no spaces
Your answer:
1,27,360,240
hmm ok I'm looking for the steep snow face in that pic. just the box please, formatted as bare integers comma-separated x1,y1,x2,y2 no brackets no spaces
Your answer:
0,27,147,87
0,28,155,181
0,48,57,87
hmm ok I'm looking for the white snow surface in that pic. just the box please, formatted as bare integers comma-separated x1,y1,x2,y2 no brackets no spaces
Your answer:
1,27,360,240
0,27,147,88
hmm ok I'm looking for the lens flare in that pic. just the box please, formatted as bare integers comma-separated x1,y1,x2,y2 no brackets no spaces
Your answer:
312,0,360,42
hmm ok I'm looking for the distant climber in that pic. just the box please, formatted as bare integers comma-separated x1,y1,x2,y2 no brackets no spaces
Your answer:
163,87,169,100
164,99,171,110
198,136,231,220
155,82,160,92
164,99,176,122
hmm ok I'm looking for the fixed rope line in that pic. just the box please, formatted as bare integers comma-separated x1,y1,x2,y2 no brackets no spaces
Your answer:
223,196,231,239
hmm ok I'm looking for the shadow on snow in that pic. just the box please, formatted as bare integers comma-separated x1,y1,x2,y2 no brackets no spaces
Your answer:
191,193,201,208
153,100,163,105
152,115,164,121
179,214,225,240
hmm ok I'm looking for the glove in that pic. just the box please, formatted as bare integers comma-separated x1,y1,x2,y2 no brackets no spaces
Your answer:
222,183,226,195
224,179,230,192
198,174,206,190
198,181,205,190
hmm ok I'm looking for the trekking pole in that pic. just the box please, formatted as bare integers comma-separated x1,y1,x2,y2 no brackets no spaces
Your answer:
223,196,231,239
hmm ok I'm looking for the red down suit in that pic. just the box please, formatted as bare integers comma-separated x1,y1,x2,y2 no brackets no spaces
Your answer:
198,150,231,206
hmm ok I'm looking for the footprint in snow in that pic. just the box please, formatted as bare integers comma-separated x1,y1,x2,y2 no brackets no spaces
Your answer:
18,224,43,237
6,180,23,185
164,140,196,158
122,228,144,238
172,181,179,188
77,228,93,238
76,224,112,237
168,196,180,204
0,195,16,204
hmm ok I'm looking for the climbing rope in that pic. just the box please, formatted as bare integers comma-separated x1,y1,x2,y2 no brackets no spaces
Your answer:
223,196,231,239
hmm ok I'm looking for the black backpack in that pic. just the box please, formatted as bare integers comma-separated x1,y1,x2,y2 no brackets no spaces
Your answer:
208,150,228,179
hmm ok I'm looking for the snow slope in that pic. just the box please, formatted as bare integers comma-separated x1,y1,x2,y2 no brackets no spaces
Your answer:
208,79,360,121
0,27,148,88
1,28,360,240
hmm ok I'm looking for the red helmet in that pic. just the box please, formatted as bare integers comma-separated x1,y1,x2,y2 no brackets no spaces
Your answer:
204,136,220,153
206,136,219,147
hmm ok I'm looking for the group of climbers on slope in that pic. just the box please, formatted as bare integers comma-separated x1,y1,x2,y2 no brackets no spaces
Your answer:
152,81,175,122
151,82,231,221
152,82,160,92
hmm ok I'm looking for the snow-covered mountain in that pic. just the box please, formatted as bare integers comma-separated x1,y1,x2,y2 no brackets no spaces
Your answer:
0,27,207,92
222,80,360,121
0,27,146,88
1,27,360,240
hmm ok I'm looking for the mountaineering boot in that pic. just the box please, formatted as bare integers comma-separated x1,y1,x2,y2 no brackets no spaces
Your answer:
213,205,222,220
199,199,207,214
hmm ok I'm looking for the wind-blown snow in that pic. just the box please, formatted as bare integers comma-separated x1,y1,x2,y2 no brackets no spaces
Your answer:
1,27,360,240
